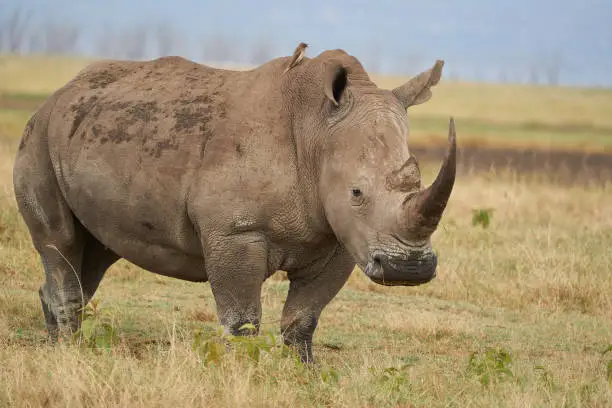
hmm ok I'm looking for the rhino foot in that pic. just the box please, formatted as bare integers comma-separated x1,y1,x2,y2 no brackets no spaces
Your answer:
284,338,315,365
39,286,59,342
281,314,317,364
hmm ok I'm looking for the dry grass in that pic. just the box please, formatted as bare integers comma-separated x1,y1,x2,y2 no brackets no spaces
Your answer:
0,110,32,142
0,55,611,406
1,134,611,406
0,55,98,95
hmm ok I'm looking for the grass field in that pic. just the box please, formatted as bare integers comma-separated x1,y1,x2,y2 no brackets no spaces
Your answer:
0,54,611,407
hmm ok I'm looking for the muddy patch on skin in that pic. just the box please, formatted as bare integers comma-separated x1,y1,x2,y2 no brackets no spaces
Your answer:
69,96,101,139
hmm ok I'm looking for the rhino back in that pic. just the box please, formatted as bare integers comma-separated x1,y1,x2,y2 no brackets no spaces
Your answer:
34,56,306,277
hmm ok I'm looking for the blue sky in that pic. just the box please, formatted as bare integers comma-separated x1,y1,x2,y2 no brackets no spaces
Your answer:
2,0,611,87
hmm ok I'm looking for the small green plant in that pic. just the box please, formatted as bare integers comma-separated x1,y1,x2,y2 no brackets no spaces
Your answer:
602,344,612,386
72,299,117,350
192,323,295,367
467,347,514,387
320,367,340,385
399,355,420,367
226,327,273,363
192,325,226,366
534,365,557,391
472,208,494,229
369,365,412,394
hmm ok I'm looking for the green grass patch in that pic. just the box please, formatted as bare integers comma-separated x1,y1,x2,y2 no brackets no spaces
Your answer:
0,109,32,139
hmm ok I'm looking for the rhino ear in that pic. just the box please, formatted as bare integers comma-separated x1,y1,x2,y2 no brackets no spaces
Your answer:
324,63,348,106
392,60,444,109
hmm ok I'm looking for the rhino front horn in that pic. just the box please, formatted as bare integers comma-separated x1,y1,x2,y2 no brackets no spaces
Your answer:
404,117,457,233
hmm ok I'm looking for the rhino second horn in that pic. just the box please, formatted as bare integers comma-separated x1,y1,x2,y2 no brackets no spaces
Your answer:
404,117,457,232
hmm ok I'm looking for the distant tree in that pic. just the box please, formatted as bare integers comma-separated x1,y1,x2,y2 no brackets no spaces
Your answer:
0,7,31,53
40,22,80,55
363,41,382,73
529,62,540,85
26,27,44,54
94,24,150,60
544,51,562,86
155,23,179,57
121,25,150,60
447,70,459,82
527,51,563,86
202,32,237,63
95,26,119,58
394,52,424,77
248,37,273,65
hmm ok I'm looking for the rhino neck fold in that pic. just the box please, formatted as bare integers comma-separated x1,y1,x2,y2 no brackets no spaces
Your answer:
289,116,332,238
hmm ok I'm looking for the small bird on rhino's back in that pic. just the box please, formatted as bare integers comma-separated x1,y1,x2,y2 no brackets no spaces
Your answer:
284,42,308,73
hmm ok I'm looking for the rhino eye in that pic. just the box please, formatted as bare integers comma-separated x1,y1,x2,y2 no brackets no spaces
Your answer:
350,187,365,207
350,187,365,206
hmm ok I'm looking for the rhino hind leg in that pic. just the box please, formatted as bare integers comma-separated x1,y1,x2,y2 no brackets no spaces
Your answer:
79,233,121,304
38,284,59,340
35,226,121,340
14,154,118,339
34,227,86,339
35,229,119,341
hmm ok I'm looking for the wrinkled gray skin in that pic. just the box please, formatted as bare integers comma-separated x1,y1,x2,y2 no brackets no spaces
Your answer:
13,48,457,363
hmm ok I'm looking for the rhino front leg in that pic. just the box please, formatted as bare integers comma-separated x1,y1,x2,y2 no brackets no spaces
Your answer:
281,245,355,364
205,233,268,336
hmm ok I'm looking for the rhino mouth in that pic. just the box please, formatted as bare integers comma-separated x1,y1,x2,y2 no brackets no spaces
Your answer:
363,251,437,286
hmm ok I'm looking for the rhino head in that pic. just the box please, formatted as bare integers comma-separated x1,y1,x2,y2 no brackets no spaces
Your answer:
295,51,456,286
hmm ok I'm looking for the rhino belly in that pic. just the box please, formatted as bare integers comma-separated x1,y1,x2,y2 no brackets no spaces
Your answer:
59,157,207,282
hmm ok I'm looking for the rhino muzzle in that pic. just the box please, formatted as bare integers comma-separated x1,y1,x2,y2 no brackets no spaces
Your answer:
364,251,437,286
363,118,456,287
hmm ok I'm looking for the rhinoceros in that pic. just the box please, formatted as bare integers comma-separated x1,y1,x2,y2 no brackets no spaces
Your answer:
13,46,456,363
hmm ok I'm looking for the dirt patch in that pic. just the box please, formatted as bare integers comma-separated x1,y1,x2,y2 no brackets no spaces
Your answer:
413,144,612,186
